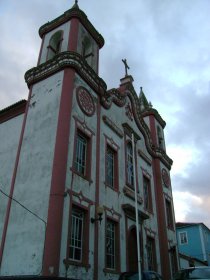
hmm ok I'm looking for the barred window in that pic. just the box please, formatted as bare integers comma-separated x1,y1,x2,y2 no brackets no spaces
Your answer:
106,147,115,187
75,133,87,175
106,220,116,269
147,236,157,271
143,176,153,212
165,199,174,229
69,209,84,261
179,232,188,244
126,142,134,186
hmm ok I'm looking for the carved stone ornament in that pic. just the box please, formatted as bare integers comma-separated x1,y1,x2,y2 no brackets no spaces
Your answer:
125,103,133,121
162,168,171,188
76,86,95,117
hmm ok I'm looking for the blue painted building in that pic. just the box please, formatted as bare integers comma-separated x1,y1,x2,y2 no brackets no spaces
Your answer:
176,222,210,266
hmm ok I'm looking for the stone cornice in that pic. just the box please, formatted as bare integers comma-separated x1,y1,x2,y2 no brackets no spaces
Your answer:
102,115,123,138
24,52,172,168
24,51,107,93
39,7,104,48
104,83,173,169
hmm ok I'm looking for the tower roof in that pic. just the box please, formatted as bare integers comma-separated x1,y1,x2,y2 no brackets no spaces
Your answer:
139,86,150,110
39,3,104,48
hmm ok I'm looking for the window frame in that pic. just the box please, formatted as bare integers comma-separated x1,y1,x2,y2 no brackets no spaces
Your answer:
143,175,153,213
72,125,93,182
165,199,174,230
105,142,119,191
75,132,88,176
46,30,63,61
126,141,134,188
66,204,90,267
69,208,84,262
179,231,188,245
104,217,120,273
146,236,157,271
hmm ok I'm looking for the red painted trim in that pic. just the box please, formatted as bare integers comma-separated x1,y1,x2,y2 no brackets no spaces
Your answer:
65,203,90,268
93,100,101,280
134,141,139,193
140,223,144,270
42,68,75,276
152,158,170,280
68,18,79,51
124,139,134,189
0,90,32,265
104,135,119,192
37,34,45,65
146,235,157,271
149,115,158,147
142,175,153,214
103,215,121,273
125,216,129,270
71,120,94,182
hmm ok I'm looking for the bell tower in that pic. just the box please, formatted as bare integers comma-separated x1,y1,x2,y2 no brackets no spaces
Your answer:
37,0,103,73
0,1,105,277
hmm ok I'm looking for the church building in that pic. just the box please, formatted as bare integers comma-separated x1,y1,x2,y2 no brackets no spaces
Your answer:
0,2,178,280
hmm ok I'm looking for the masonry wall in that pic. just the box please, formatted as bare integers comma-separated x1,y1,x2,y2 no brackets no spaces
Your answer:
0,114,23,250
0,71,64,275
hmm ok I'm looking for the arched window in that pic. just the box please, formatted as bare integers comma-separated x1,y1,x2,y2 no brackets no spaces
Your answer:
82,36,93,64
47,30,63,60
157,126,164,149
126,142,134,186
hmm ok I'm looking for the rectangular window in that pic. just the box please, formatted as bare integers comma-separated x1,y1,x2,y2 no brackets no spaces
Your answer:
143,176,153,212
67,205,89,267
75,133,87,175
106,145,118,189
170,246,178,275
179,231,188,244
106,147,114,187
147,236,157,271
106,220,115,269
69,208,84,261
165,199,174,229
126,143,134,187
105,219,120,271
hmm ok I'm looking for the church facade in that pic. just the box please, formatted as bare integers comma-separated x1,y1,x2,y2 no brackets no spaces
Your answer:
0,3,178,280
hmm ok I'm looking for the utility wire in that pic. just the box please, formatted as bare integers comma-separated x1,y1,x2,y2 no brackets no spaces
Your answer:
0,188,46,225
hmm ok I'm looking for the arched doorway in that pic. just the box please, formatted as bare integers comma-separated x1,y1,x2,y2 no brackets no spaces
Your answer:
128,227,138,272
128,226,144,272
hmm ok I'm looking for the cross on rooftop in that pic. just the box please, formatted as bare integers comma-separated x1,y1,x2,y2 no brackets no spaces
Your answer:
122,59,130,76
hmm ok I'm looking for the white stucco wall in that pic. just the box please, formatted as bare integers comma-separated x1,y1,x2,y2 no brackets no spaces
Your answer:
1,71,64,276
58,78,165,279
0,114,24,248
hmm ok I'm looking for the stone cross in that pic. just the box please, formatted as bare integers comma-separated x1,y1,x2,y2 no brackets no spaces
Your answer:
122,59,130,76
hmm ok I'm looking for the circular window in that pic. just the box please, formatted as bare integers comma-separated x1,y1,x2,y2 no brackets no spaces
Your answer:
76,86,95,117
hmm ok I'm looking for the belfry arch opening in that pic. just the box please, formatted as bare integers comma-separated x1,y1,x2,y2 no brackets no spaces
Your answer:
82,36,93,65
47,30,63,61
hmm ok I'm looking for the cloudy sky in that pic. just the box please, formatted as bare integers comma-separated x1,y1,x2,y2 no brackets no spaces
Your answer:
1,0,210,228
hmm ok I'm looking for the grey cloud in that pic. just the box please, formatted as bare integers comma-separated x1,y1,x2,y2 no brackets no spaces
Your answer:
1,0,210,227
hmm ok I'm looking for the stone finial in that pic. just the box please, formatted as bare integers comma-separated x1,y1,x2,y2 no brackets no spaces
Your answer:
72,0,79,8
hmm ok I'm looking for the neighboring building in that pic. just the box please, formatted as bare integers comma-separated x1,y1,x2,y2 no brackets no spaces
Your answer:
176,222,210,266
179,253,208,269
0,2,178,280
